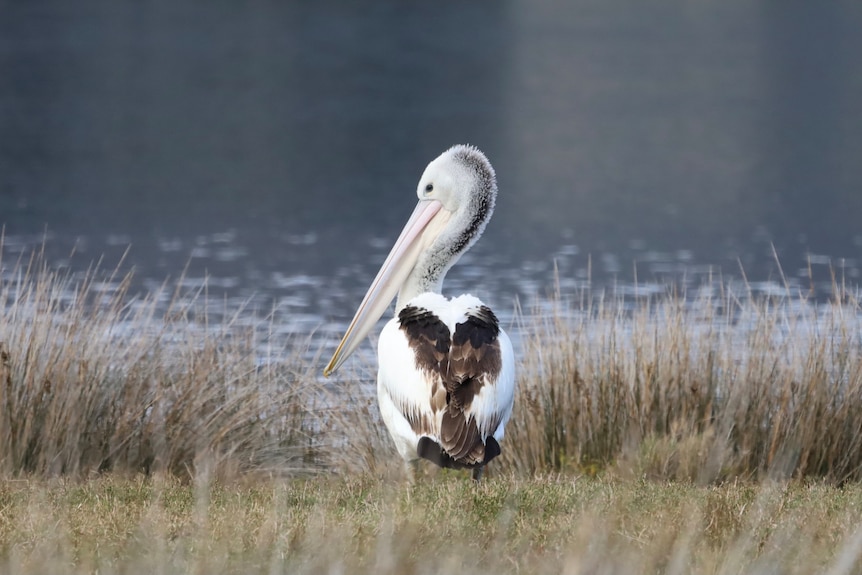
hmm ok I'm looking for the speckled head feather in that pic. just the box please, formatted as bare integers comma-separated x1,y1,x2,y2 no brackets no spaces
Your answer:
444,144,497,254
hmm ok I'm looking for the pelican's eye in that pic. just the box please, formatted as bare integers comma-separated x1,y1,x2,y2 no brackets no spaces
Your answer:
425,183,434,193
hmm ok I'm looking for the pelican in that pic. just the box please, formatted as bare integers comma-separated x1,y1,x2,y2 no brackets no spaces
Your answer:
324,144,516,480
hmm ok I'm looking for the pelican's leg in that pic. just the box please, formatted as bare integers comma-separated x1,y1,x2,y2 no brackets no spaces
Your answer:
403,458,421,483
471,466,484,482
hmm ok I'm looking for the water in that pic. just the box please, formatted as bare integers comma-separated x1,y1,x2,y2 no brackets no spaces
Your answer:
2,1,862,352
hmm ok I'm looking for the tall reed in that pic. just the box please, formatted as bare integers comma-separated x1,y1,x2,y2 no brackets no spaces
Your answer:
0,244,320,479
502,283,862,482
4,241,862,483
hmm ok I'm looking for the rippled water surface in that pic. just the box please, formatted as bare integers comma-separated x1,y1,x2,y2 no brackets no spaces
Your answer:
2,1,862,356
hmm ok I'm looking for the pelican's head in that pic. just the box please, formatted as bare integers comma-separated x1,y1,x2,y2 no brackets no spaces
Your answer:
416,144,497,216
324,144,497,376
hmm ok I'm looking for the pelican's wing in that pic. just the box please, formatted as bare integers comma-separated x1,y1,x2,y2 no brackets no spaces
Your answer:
472,326,515,443
439,299,514,466
378,294,515,468
376,307,449,462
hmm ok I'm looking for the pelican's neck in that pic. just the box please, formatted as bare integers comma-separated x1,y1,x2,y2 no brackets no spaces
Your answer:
395,257,450,311
393,145,497,314
393,206,473,312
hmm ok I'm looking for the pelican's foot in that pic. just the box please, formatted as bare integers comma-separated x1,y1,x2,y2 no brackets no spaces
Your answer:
402,458,421,484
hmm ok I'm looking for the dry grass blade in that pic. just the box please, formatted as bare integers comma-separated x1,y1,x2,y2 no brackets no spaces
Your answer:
1,475,861,574
0,245,323,479
3,242,862,485
499,283,862,483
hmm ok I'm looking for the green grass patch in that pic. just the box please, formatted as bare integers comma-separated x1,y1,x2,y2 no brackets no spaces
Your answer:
1,474,861,574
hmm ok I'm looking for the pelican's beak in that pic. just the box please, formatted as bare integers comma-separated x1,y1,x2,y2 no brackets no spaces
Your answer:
324,199,444,376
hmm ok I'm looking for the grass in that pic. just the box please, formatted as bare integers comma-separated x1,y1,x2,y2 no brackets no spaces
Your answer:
2,245,862,572
1,474,862,574
0,243,322,479
500,283,862,483
3,244,862,482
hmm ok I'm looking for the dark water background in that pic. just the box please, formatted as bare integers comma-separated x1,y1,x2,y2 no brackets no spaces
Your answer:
2,1,862,341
